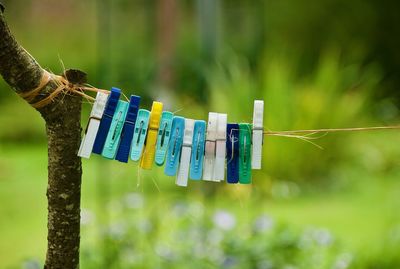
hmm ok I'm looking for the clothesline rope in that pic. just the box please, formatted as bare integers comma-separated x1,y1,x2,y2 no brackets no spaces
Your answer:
22,70,400,138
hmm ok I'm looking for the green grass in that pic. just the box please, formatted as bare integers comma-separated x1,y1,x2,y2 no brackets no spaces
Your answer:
1,144,399,268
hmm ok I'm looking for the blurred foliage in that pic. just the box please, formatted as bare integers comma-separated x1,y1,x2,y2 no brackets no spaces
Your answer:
1,0,400,268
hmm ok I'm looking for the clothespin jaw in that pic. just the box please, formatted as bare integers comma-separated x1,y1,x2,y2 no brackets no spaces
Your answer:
102,100,129,159
214,113,227,181
155,111,174,166
164,116,185,176
115,95,141,163
92,87,121,154
140,102,163,169
189,120,206,180
130,109,150,161
78,91,109,158
252,100,264,169
226,123,239,184
203,112,218,181
176,119,195,187
239,123,252,184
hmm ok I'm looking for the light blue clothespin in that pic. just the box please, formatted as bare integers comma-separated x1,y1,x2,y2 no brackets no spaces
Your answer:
155,111,174,166
130,109,150,161
102,100,129,159
164,116,185,176
189,120,206,180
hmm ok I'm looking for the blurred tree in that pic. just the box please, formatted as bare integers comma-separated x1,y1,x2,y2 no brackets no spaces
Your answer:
155,0,178,91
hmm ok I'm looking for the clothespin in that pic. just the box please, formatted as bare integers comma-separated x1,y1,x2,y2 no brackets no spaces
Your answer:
78,91,109,158
239,123,252,184
130,109,150,161
140,101,163,170
176,119,195,187
214,113,227,181
189,120,206,180
102,100,129,159
155,111,174,166
92,87,121,154
203,112,218,181
164,116,185,176
226,123,239,184
115,95,141,163
252,100,264,169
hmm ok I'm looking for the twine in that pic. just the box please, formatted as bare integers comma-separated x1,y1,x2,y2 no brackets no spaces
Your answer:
263,126,400,149
18,70,102,109
17,70,400,144
264,126,400,135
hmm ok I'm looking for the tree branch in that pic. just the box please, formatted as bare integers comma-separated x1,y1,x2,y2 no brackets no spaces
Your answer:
0,4,83,269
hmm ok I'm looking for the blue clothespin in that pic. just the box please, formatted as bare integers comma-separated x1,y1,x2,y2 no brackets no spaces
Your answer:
189,120,206,180
130,109,150,161
226,123,239,184
155,111,174,166
101,100,129,159
115,95,141,163
164,116,185,176
92,87,121,154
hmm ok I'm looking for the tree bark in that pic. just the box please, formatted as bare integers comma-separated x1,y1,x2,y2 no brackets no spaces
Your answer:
0,4,83,269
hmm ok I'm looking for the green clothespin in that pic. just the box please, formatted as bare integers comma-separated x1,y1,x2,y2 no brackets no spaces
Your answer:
239,123,252,184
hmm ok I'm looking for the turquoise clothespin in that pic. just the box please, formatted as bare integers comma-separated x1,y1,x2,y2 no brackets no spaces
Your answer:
155,111,174,166
164,116,185,176
130,109,150,161
102,100,129,159
189,120,206,180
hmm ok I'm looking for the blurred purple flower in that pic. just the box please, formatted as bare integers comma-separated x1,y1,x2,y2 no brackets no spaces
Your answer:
124,192,144,209
213,210,236,231
80,208,95,226
253,214,274,233
333,253,353,269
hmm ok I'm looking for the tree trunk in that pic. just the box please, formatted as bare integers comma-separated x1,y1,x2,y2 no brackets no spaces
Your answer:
0,4,83,269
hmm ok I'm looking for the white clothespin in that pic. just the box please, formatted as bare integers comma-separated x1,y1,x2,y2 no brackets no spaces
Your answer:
252,100,264,169
78,92,109,158
203,112,218,181
176,119,195,187
214,113,227,181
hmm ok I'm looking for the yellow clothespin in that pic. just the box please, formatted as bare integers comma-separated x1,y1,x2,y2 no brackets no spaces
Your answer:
140,101,163,169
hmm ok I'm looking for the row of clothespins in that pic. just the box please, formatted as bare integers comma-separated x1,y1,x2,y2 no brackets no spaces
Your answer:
78,87,264,187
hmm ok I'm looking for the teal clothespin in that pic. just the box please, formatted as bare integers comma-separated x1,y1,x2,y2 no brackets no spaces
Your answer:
155,111,174,166
102,100,129,159
130,109,150,161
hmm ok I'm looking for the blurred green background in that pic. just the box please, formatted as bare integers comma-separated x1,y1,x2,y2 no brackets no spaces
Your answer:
1,0,400,268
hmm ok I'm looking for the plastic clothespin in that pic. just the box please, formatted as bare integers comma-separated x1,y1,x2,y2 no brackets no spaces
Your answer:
115,95,141,163
78,91,109,158
226,123,239,184
189,120,206,180
102,100,129,159
155,111,174,166
140,102,163,170
92,87,121,154
203,112,218,181
164,116,185,176
130,109,150,161
239,123,252,184
214,113,227,181
252,100,264,169
176,119,195,187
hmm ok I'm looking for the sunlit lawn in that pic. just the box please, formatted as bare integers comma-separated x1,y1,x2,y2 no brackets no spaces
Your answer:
0,144,399,268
